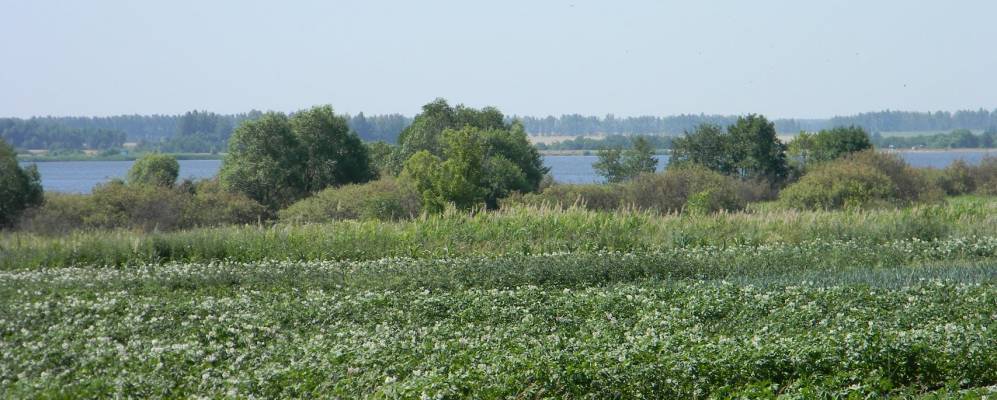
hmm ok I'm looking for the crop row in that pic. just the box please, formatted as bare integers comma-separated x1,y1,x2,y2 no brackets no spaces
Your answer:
2,277,994,398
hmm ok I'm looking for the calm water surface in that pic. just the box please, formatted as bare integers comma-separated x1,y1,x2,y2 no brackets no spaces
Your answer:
21,150,996,193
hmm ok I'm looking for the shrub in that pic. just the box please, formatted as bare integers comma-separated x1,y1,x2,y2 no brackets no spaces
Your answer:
627,165,746,213
780,151,943,210
279,178,421,223
928,160,976,196
779,160,898,210
17,193,93,234
19,179,265,234
973,156,997,195
127,153,179,187
845,150,942,203
88,180,190,231
182,179,267,227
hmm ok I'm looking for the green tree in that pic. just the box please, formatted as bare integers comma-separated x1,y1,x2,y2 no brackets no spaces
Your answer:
668,124,737,175
127,153,179,187
789,126,872,167
623,136,658,176
593,147,626,183
401,124,547,211
220,106,374,211
593,136,658,183
728,114,788,183
220,113,306,211
389,99,509,175
0,138,43,227
290,106,375,193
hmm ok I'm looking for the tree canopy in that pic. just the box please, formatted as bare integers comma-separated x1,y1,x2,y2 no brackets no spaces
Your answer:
399,102,549,211
670,115,788,184
593,136,659,183
220,106,373,211
788,126,873,167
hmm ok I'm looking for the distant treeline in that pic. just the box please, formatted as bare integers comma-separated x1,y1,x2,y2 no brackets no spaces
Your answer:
534,134,671,151
517,109,997,136
516,114,808,136
872,128,996,149
0,119,126,150
5,108,997,153
1,111,411,153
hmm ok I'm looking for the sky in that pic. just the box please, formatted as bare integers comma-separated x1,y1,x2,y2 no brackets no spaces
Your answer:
1,0,996,119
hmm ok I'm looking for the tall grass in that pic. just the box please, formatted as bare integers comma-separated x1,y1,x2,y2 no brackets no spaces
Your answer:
2,196,994,270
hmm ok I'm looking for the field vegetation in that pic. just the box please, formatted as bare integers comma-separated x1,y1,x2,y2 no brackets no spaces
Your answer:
2,101,997,397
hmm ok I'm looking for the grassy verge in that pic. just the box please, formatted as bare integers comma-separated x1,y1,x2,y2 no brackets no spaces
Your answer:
2,196,995,269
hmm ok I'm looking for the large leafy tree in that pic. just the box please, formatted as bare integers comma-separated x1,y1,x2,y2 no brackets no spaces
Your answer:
388,99,507,175
0,138,43,227
727,114,788,183
670,116,788,184
220,106,373,211
291,106,375,193
593,136,659,183
789,126,873,166
401,123,548,212
668,124,738,175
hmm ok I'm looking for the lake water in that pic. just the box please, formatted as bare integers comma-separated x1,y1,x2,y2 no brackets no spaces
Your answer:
21,150,997,193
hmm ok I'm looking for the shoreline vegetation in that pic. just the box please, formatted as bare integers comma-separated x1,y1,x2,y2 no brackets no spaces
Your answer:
14,146,996,161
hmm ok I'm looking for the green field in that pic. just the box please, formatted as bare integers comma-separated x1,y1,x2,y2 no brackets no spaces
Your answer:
2,198,996,397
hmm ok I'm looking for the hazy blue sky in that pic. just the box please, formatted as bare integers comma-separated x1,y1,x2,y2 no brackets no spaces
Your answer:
2,0,995,118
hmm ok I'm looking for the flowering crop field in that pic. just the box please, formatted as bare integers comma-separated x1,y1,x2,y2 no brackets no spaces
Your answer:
2,199,997,398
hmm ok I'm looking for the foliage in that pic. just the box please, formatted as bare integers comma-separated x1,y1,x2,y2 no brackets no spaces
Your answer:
779,159,898,210
365,141,394,177
220,106,373,210
0,139,43,227
627,165,745,213
788,126,873,166
390,99,508,174
727,114,789,183
2,196,993,269
0,118,126,150
399,112,548,211
17,179,263,234
669,115,789,184
873,128,997,149
593,136,658,183
127,153,180,187
781,151,943,210
279,178,421,222
291,105,375,193
180,179,266,228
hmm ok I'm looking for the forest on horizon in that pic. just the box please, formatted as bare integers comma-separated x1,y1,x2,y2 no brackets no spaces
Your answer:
3,108,997,153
